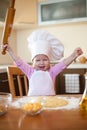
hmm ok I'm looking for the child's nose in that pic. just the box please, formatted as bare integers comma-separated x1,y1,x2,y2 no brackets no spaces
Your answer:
40,60,44,64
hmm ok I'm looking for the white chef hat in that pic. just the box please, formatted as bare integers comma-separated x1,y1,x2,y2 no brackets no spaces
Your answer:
27,29,64,61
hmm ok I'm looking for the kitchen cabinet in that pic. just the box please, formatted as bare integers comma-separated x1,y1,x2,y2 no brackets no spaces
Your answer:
0,72,10,93
14,0,37,24
55,68,86,94
0,71,27,95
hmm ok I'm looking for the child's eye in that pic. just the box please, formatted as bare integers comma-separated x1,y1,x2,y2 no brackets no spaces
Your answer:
43,59,47,61
36,59,40,62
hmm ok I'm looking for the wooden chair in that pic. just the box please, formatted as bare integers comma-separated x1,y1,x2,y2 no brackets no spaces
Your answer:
7,66,29,97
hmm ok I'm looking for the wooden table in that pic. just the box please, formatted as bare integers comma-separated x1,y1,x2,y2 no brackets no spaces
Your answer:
0,95,87,130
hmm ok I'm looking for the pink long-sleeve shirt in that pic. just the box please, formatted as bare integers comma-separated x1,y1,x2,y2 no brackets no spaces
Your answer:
15,58,66,85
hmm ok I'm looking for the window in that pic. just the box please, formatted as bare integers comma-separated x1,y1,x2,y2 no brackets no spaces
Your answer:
38,0,87,25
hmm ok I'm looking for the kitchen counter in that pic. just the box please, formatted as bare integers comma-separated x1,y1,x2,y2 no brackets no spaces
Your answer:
0,63,87,73
67,63,87,69
0,65,12,73
51,61,87,69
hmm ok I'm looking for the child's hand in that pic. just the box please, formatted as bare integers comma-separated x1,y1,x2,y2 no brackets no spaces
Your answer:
62,47,83,67
1,44,8,50
1,37,11,52
73,47,83,57
1,44,11,52
1,42,18,61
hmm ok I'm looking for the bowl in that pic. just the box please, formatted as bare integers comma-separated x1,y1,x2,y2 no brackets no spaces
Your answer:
0,92,12,116
20,101,43,116
19,97,45,116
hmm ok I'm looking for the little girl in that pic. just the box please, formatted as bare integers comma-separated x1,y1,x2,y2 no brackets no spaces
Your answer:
1,29,83,96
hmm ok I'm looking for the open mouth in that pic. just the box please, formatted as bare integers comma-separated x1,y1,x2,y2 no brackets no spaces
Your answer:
39,66,45,70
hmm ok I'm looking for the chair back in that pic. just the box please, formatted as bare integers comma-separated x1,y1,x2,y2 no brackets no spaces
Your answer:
7,66,28,97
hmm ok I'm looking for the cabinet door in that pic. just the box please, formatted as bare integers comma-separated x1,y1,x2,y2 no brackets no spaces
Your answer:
0,72,10,93
56,69,86,94
14,0,37,24
0,72,27,95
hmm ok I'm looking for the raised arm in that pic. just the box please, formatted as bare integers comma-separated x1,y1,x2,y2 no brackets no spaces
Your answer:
1,43,19,62
63,47,83,67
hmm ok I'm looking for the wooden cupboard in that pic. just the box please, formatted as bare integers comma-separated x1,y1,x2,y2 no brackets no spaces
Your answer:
0,72,27,95
0,72,10,93
55,68,86,94
14,0,37,24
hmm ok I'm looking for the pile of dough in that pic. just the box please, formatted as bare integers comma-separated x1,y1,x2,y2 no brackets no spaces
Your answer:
44,96,68,108
37,96,68,108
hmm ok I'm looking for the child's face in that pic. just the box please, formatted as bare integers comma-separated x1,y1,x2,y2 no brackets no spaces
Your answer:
32,54,50,71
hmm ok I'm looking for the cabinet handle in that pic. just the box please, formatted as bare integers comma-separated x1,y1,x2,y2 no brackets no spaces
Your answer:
0,77,16,83
0,79,8,83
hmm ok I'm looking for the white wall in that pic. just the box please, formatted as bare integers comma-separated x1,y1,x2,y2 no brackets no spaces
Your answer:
0,27,17,65
16,22,87,63
0,21,87,64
